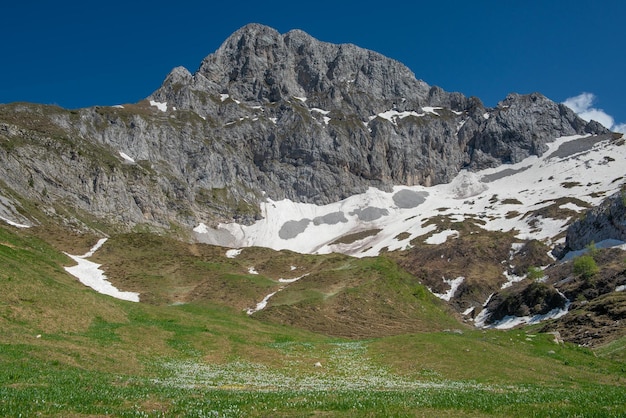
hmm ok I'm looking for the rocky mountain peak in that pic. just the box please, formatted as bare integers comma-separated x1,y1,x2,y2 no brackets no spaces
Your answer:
155,23,433,117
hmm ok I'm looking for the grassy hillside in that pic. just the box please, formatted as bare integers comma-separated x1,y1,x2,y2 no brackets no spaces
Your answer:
1,224,625,416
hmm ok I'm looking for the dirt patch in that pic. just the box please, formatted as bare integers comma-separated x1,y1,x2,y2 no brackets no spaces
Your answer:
523,197,591,222
331,229,381,245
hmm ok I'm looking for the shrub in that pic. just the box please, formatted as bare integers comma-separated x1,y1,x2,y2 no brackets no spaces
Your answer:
573,255,598,279
526,266,544,280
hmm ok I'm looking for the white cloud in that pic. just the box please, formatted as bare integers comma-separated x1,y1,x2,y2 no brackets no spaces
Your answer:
563,92,625,134
614,123,626,134
563,92,595,114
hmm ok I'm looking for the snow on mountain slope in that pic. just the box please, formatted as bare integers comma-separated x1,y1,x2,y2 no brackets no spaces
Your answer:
195,134,625,258
64,238,140,302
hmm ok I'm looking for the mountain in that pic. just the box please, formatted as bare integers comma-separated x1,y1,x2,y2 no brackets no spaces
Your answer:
0,23,608,231
0,23,625,345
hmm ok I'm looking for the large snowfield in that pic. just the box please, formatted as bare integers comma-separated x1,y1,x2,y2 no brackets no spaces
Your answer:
195,134,626,258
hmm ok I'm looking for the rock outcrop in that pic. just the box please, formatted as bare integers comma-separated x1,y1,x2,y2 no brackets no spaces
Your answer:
482,281,568,325
554,186,626,258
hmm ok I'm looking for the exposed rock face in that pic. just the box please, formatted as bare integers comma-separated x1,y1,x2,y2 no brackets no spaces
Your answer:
0,23,609,231
157,24,433,118
465,92,600,169
483,281,568,325
554,187,626,258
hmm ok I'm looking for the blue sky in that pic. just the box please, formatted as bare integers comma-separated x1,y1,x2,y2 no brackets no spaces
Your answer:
2,1,624,131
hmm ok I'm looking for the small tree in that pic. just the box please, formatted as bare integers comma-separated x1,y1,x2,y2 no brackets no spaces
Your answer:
573,255,599,279
527,266,544,280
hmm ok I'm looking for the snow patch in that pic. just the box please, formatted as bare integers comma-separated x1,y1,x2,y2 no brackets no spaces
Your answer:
64,238,140,302
149,100,167,112
488,304,570,330
246,291,277,315
247,273,310,314
119,151,135,163
475,288,570,329
448,171,488,199
311,108,331,124
248,267,259,275
432,276,464,301
0,196,33,228
462,306,475,316
193,223,210,234
616,285,626,292
219,94,240,104
421,106,443,115
369,109,432,125
455,118,468,134
501,271,527,289
559,202,586,211
0,215,31,228
560,239,626,261
278,273,309,284
425,230,459,245
225,249,242,259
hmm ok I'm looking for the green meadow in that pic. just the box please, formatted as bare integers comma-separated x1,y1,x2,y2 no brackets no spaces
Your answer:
1,225,624,417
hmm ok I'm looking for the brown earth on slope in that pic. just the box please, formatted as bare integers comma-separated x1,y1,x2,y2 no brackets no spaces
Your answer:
389,218,552,317
540,248,626,347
